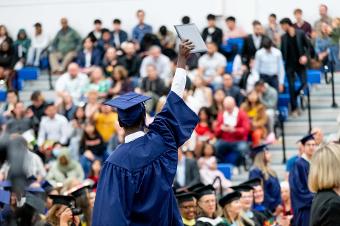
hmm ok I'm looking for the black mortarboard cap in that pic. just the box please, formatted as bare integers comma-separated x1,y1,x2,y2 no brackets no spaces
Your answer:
104,92,151,127
175,192,195,204
251,144,269,156
193,184,215,200
218,191,241,207
298,133,315,145
187,183,205,192
25,193,45,214
48,195,76,208
230,185,254,192
68,180,94,198
240,178,262,188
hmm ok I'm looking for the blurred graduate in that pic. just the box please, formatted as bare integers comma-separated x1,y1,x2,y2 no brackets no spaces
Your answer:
92,40,199,225
289,134,316,226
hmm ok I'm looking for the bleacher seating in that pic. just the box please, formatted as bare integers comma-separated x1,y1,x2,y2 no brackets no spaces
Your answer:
18,67,40,81
217,163,233,180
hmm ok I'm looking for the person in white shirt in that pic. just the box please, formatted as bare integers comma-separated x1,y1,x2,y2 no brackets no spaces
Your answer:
55,62,89,104
37,103,69,146
27,23,49,67
198,42,227,90
254,37,285,92
139,45,171,85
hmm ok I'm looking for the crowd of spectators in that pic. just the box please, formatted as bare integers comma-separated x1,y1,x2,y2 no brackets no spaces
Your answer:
0,4,339,226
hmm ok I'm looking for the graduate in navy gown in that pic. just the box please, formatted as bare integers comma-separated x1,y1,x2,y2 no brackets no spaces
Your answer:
288,134,316,226
92,40,199,226
248,144,281,212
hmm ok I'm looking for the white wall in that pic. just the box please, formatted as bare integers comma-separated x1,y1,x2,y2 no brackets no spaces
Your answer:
0,0,339,40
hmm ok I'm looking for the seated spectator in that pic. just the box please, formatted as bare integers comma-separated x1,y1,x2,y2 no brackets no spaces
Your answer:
280,181,293,216
93,103,118,143
293,8,312,37
139,33,162,56
210,89,225,118
88,159,101,186
157,25,176,50
84,67,111,98
57,92,77,121
192,75,213,109
117,41,142,78
4,102,33,134
224,16,247,41
194,107,214,157
198,42,227,90
68,106,86,160
87,19,104,43
173,147,200,189
240,90,268,146
222,73,244,106
314,4,332,37
242,20,266,67
0,40,17,89
246,59,260,92
254,37,285,92
219,191,243,225
175,191,197,226
80,122,107,177
108,65,133,96
231,53,248,87
97,28,114,56
55,63,89,104
84,90,100,119
27,23,49,67
0,90,18,118
76,37,102,74
140,45,171,85
0,25,13,45
214,96,250,166
315,22,333,67
140,64,166,113
254,80,278,134
102,47,118,77
46,148,84,186
198,143,232,194
202,14,223,48
37,103,69,146
111,19,128,49
265,13,282,47
13,29,31,69
27,90,48,136
49,18,81,74
132,9,153,43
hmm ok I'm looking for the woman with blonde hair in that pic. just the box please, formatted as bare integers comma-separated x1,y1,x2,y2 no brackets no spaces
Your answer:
219,191,245,226
309,142,340,226
249,144,281,213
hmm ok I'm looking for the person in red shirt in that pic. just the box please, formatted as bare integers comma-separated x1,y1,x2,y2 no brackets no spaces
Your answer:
214,96,250,166
194,107,214,157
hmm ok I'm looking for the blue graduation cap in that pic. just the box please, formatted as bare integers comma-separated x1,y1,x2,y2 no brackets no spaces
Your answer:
25,186,45,194
298,133,315,145
104,92,151,127
0,181,12,191
251,144,269,157
0,189,10,205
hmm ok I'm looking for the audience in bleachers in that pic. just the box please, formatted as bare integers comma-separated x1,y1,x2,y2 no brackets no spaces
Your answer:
0,4,339,225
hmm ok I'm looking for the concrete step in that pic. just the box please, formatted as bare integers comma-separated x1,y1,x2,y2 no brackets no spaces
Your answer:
283,121,337,134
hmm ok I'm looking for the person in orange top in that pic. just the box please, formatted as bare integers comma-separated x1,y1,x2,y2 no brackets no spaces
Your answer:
240,90,268,146
93,103,118,143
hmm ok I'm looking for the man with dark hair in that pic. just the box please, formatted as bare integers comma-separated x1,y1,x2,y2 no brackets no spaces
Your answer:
112,18,128,49
265,13,282,46
242,20,267,67
92,40,199,225
280,18,311,117
202,14,223,47
87,19,104,43
132,9,153,43
224,16,246,40
314,4,332,36
27,22,49,67
293,8,312,37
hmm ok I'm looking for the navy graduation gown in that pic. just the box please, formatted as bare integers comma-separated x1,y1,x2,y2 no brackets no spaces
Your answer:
92,91,199,226
288,157,313,226
249,167,281,211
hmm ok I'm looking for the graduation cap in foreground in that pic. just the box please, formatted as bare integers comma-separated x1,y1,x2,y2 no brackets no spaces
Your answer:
25,193,45,214
251,144,269,157
66,179,95,198
25,186,45,194
230,184,254,192
0,189,10,205
187,183,205,192
193,184,215,200
298,133,316,145
104,92,151,127
218,191,241,207
175,192,196,204
240,178,262,188
49,195,76,207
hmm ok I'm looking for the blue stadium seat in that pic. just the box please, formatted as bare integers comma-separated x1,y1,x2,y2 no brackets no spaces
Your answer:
278,93,290,108
217,163,233,180
225,62,233,74
0,91,6,102
278,106,289,122
307,69,321,84
220,38,244,54
18,67,40,80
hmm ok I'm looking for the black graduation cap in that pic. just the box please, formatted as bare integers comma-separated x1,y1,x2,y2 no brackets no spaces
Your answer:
104,92,151,127
230,184,254,192
298,133,315,145
187,183,205,192
25,193,45,214
48,195,76,208
193,184,215,200
175,192,195,204
251,144,269,156
240,178,262,188
0,181,12,191
218,191,241,207
67,180,94,198
0,189,10,205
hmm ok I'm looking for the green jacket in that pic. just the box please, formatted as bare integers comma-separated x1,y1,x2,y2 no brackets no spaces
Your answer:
52,27,81,55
